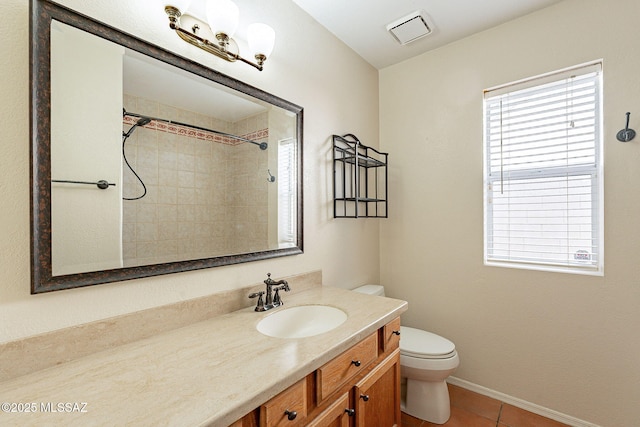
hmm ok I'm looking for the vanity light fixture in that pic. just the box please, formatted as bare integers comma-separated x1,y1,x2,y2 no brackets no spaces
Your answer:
164,0,275,71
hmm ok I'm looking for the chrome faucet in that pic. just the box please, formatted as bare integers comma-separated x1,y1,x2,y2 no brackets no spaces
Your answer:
249,273,290,312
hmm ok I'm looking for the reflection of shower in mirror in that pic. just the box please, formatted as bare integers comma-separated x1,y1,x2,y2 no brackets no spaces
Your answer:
122,115,152,200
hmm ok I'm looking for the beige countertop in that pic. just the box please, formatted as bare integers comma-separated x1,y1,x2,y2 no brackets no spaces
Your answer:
0,286,407,426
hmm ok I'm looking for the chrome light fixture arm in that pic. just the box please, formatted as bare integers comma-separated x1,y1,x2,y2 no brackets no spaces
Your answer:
165,6,265,71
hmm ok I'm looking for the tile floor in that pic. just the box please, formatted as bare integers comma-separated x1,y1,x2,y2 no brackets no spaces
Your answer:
401,384,571,427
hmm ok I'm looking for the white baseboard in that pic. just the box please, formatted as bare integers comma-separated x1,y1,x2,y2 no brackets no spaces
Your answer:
446,376,601,427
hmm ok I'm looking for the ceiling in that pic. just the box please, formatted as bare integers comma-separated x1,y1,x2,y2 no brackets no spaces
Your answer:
123,48,266,122
291,0,564,69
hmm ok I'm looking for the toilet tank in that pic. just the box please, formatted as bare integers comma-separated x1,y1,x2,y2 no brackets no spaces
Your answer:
352,284,385,297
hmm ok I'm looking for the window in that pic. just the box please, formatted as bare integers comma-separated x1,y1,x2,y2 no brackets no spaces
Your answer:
483,62,603,275
278,138,297,245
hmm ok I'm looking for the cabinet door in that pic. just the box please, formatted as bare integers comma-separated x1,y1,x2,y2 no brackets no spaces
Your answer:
353,349,401,427
307,392,352,427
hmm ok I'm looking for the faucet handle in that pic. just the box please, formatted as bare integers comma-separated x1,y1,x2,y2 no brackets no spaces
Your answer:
272,283,290,307
273,288,281,306
249,291,266,311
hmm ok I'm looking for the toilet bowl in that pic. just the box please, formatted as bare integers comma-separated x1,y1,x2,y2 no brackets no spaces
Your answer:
352,285,460,424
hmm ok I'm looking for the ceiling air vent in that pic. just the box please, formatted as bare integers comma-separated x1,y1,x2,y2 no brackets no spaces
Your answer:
386,11,432,45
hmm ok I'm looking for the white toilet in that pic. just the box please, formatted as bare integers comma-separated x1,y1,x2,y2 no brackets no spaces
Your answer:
352,285,460,424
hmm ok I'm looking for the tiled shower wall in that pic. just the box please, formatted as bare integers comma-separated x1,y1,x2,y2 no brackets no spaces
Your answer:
122,95,269,267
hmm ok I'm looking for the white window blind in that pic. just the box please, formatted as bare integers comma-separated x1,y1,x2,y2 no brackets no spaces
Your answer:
278,138,296,245
483,62,603,274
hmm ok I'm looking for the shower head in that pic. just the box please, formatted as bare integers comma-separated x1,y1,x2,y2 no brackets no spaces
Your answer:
123,116,152,138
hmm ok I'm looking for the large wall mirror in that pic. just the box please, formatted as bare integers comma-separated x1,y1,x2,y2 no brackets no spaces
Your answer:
30,0,303,293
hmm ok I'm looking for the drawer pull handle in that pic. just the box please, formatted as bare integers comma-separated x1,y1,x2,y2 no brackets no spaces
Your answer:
345,408,355,416
360,394,370,402
392,330,401,336
284,410,297,420
351,360,361,367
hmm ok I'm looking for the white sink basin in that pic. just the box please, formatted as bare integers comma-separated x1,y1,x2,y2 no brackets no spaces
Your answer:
256,305,347,338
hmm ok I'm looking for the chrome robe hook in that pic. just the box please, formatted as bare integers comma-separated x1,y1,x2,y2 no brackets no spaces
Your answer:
616,112,636,142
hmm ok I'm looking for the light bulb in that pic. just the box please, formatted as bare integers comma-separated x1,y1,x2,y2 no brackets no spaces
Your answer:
165,0,192,13
247,23,275,58
206,0,239,37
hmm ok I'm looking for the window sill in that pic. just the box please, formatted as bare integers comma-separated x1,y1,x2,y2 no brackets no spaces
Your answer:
484,260,603,277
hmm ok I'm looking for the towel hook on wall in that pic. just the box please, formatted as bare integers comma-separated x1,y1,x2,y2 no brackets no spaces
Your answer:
616,112,636,142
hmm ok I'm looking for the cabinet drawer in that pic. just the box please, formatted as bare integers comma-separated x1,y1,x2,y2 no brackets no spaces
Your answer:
381,317,401,353
316,332,378,402
260,378,307,427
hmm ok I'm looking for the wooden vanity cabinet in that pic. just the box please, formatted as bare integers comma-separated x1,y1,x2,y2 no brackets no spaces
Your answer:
230,317,401,427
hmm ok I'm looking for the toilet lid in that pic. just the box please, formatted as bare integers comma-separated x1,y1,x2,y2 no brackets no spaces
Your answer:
400,326,456,359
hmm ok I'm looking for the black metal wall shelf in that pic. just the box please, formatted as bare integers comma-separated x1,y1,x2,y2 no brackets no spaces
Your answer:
333,134,388,218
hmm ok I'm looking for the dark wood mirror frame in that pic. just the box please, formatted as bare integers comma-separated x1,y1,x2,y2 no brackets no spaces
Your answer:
30,0,303,293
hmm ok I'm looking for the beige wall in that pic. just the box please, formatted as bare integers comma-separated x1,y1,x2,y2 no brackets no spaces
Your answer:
0,0,379,340
380,1,640,426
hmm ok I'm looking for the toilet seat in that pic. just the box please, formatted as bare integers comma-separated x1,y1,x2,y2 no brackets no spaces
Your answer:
400,326,456,359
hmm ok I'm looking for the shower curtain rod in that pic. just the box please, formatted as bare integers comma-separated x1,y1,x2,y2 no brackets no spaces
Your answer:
123,110,268,150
